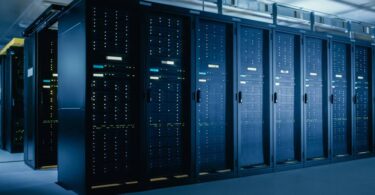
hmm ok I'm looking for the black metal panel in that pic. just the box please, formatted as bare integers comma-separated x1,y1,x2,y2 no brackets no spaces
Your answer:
88,5,140,185
57,1,87,194
238,26,269,168
144,13,190,178
4,46,24,153
24,34,36,167
354,46,371,154
304,37,327,160
331,41,351,157
196,19,232,174
274,32,301,164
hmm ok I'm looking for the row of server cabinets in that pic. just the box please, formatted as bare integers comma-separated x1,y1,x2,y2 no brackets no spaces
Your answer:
0,30,58,169
57,1,375,194
24,28,58,169
0,46,24,153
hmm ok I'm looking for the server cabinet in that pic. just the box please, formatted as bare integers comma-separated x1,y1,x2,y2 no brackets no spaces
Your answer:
24,29,58,169
143,12,191,182
354,44,372,156
273,31,302,167
4,46,24,153
58,1,143,194
237,24,271,173
330,40,352,159
88,4,141,188
303,36,329,164
195,19,234,177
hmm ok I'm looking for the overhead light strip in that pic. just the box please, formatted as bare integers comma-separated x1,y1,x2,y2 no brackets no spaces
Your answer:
0,38,24,55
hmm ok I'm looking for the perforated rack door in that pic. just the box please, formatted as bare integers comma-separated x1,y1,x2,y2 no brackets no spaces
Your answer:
238,26,267,168
88,6,139,185
274,32,300,164
304,37,326,160
331,42,351,157
37,29,58,166
354,46,371,154
196,19,231,174
144,13,190,179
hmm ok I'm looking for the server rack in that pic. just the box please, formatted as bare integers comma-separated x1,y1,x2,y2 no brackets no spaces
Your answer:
88,5,142,188
353,41,373,158
272,28,303,170
58,1,144,194
24,29,58,169
330,37,353,162
236,23,272,175
302,33,330,166
4,46,24,153
140,10,193,186
194,17,235,181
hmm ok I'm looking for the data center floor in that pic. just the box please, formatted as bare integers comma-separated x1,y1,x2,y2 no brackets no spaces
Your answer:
0,149,23,163
0,157,375,195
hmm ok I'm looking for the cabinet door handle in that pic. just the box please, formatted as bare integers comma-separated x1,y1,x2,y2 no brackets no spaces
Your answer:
273,92,278,103
304,93,308,104
353,95,357,104
330,94,334,104
196,90,201,103
238,91,243,103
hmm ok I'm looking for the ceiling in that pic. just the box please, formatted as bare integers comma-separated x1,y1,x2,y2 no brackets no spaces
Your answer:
0,0,375,49
271,0,375,23
0,0,72,49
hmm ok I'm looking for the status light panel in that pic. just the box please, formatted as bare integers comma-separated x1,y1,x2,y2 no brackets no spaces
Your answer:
196,20,229,174
89,7,138,184
238,26,265,168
